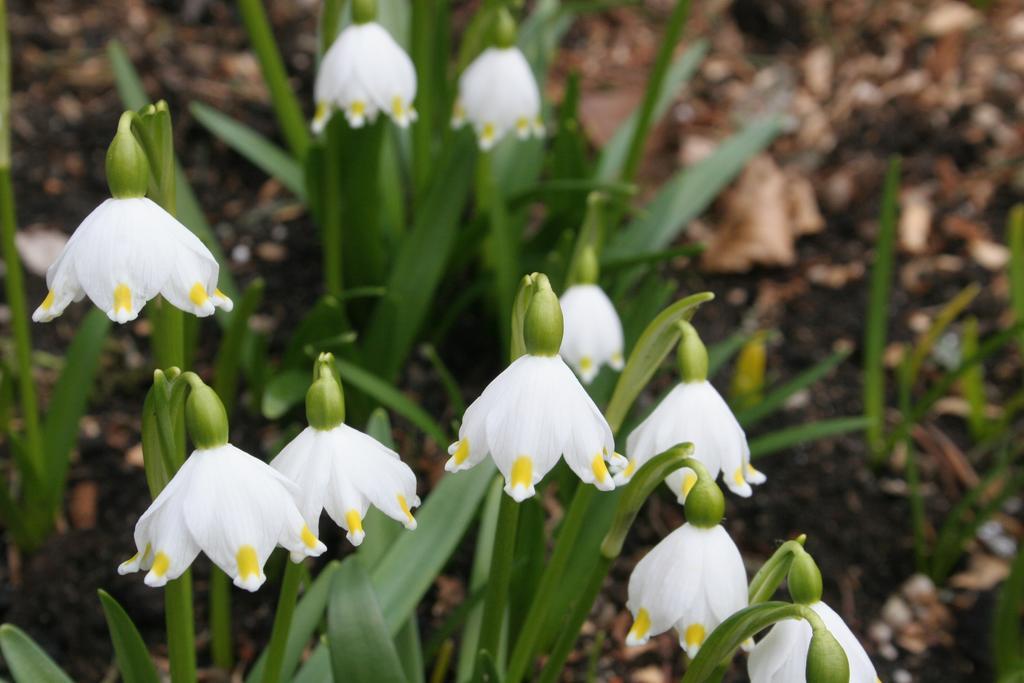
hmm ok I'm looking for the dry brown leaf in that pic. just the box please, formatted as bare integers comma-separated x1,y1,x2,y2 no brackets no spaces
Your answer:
899,190,933,254
949,553,1011,591
68,481,98,530
922,2,981,37
14,226,67,277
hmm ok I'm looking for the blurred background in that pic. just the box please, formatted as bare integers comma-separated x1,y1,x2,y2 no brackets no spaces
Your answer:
3,0,1023,680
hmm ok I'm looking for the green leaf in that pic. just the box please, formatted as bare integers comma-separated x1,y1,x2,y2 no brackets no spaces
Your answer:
0,624,74,683
107,40,239,302
735,346,851,428
1008,205,1024,357
261,370,309,420
213,278,265,417
190,103,305,198
283,295,349,369
906,283,980,385
97,590,159,683
747,539,804,605
995,543,1024,678
606,117,782,265
596,40,708,181
749,416,872,459
42,309,110,507
604,292,714,433
246,560,342,683
395,618,425,683
328,560,409,683
292,644,331,683
682,602,805,683
334,359,447,445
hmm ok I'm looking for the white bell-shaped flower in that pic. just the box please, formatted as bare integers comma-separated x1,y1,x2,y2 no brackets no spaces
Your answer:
118,444,326,592
618,380,765,498
452,11,543,151
625,523,748,658
559,284,624,384
446,274,616,501
747,601,879,683
272,424,420,547
312,21,417,133
32,198,232,324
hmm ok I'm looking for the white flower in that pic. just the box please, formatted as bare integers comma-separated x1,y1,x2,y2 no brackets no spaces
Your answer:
616,380,766,499
312,22,417,133
625,523,748,658
452,47,543,150
559,284,625,384
270,424,420,547
445,354,616,501
748,601,879,683
118,444,326,592
32,197,232,324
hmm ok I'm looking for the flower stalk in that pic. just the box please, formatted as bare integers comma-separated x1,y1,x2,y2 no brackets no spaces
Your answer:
260,559,304,683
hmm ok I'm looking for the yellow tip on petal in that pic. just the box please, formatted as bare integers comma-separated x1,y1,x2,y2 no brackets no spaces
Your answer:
237,545,259,580
511,456,532,490
113,283,132,313
580,356,594,372
351,101,366,116
397,495,415,525
346,510,363,535
40,290,54,311
391,96,405,118
481,122,496,144
682,471,698,497
627,608,651,643
591,453,610,483
733,467,745,487
452,439,470,465
301,525,320,549
189,282,209,307
684,623,706,650
314,102,329,123
151,551,170,578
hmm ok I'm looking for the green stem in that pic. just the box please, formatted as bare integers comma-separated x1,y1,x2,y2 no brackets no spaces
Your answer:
410,0,435,195
505,486,594,683
475,491,521,675
165,574,197,682
899,361,928,572
261,559,304,683
478,153,517,359
210,568,233,669
237,0,310,159
323,121,344,296
619,0,691,183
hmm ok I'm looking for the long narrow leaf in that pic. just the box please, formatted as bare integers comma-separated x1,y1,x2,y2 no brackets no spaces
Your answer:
749,417,872,459
97,591,159,683
995,543,1024,677
735,346,851,428
0,624,73,683
1008,205,1024,357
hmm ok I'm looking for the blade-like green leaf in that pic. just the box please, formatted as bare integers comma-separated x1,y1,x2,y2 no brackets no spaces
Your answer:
596,40,708,180
190,103,305,198
749,416,872,459
334,359,447,445
246,561,342,683
1008,205,1024,358
682,602,805,683
995,543,1024,677
606,117,782,264
97,590,159,683
0,624,74,683
42,309,109,507
735,346,851,428
328,560,409,683
213,278,265,417
906,283,980,385
261,370,310,420
604,292,714,433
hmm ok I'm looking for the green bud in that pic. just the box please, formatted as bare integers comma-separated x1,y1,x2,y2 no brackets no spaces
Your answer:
493,7,518,48
788,548,824,605
676,320,709,383
306,353,346,430
806,626,850,683
572,245,599,285
684,473,724,528
352,0,377,23
523,273,563,356
106,112,150,199
185,381,229,450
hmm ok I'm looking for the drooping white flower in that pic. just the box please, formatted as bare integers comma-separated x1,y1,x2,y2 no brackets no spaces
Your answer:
32,197,232,324
747,601,880,683
446,353,617,501
625,523,749,658
118,444,326,592
617,380,766,499
559,284,625,384
452,46,543,151
312,22,417,133
271,424,420,547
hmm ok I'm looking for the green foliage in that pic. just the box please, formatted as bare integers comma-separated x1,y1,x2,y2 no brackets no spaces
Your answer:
0,624,73,683
97,591,160,683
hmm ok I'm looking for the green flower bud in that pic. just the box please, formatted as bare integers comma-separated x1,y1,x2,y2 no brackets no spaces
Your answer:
676,320,709,383
352,0,377,24
788,548,824,605
572,245,599,285
185,381,229,450
806,626,850,683
306,353,346,430
493,7,518,48
106,112,150,199
684,473,724,528
523,273,563,357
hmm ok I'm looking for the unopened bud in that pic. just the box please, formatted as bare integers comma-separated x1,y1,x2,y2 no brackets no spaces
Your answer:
493,7,518,48
806,626,850,683
523,273,563,357
306,353,346,430
106,112,149,199
676,321,708,383
352,0,377,24
185,381,229,450
788,549,824,605
684,473,724,528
